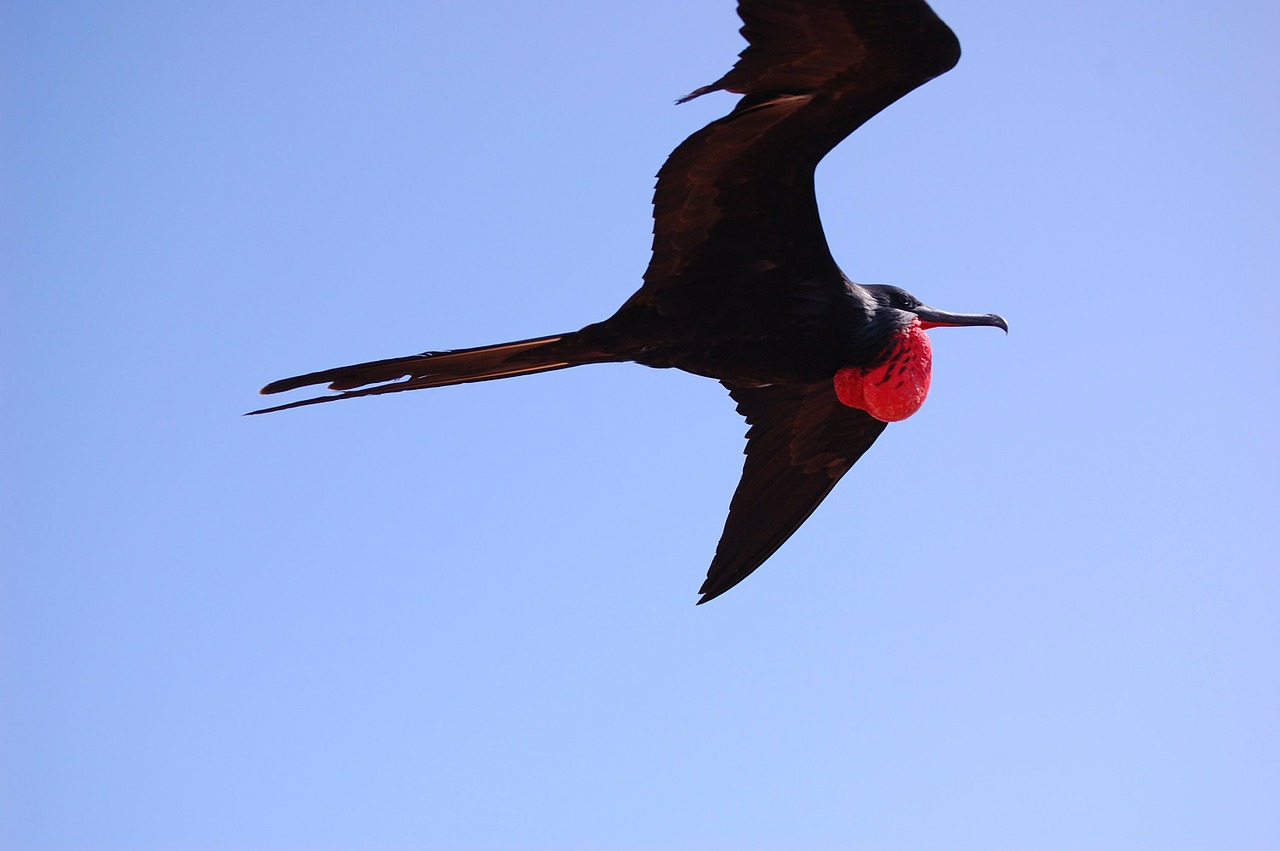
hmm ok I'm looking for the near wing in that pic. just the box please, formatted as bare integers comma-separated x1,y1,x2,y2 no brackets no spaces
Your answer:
635,0,960,302
698,381,888,603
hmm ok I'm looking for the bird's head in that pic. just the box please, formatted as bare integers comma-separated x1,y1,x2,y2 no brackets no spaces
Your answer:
836,284,1007,423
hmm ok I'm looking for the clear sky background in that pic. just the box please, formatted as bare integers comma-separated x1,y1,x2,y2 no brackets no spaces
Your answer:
4,1,1277,849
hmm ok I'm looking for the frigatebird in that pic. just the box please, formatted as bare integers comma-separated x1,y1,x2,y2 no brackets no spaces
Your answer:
252,0,1007,603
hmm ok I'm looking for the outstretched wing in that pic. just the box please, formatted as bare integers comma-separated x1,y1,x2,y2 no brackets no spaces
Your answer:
698,381,888,603
634,0,959,305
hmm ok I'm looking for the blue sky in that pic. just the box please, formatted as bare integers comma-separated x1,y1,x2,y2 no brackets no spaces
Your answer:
4,1,1277,848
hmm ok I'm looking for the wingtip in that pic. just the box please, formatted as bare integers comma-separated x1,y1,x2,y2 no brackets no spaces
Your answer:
694,578,732,606
675,82,719,105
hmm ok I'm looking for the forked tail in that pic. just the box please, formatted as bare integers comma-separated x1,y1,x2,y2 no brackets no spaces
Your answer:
249,333,601,415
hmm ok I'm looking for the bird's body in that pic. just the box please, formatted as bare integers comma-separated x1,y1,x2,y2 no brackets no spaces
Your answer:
254,0,1006,603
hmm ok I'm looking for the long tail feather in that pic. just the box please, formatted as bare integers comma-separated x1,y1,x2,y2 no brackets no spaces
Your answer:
249,333,595,415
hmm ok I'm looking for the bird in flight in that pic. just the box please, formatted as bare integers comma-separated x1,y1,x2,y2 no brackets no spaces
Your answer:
252,0,1007,603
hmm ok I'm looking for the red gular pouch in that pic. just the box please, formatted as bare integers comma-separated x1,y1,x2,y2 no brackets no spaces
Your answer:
833,319,933,422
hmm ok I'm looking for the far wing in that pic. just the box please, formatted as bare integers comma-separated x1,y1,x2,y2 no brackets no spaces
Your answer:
698,381,888,603
634,0,960,304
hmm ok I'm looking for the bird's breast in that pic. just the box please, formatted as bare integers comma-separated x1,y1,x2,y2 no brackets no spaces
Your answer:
833,320,933,422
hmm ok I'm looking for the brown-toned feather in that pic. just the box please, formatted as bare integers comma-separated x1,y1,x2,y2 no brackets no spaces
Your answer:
697,380,887,603
248,335,595,416
638,0,960,305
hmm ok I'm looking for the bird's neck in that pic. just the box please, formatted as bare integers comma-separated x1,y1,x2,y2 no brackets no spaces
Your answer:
834,319,933,422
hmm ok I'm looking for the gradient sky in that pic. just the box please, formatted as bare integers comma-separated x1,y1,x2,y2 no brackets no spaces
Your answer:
4,1,1278,849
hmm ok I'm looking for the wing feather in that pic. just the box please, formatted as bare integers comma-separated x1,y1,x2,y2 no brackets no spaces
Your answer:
634,0,960,306
698,381,888,603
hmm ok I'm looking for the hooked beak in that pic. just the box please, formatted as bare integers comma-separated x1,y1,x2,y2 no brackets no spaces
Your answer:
913,305,1008,333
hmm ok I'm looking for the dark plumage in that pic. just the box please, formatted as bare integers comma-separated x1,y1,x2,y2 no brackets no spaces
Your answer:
253,0,1006,603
